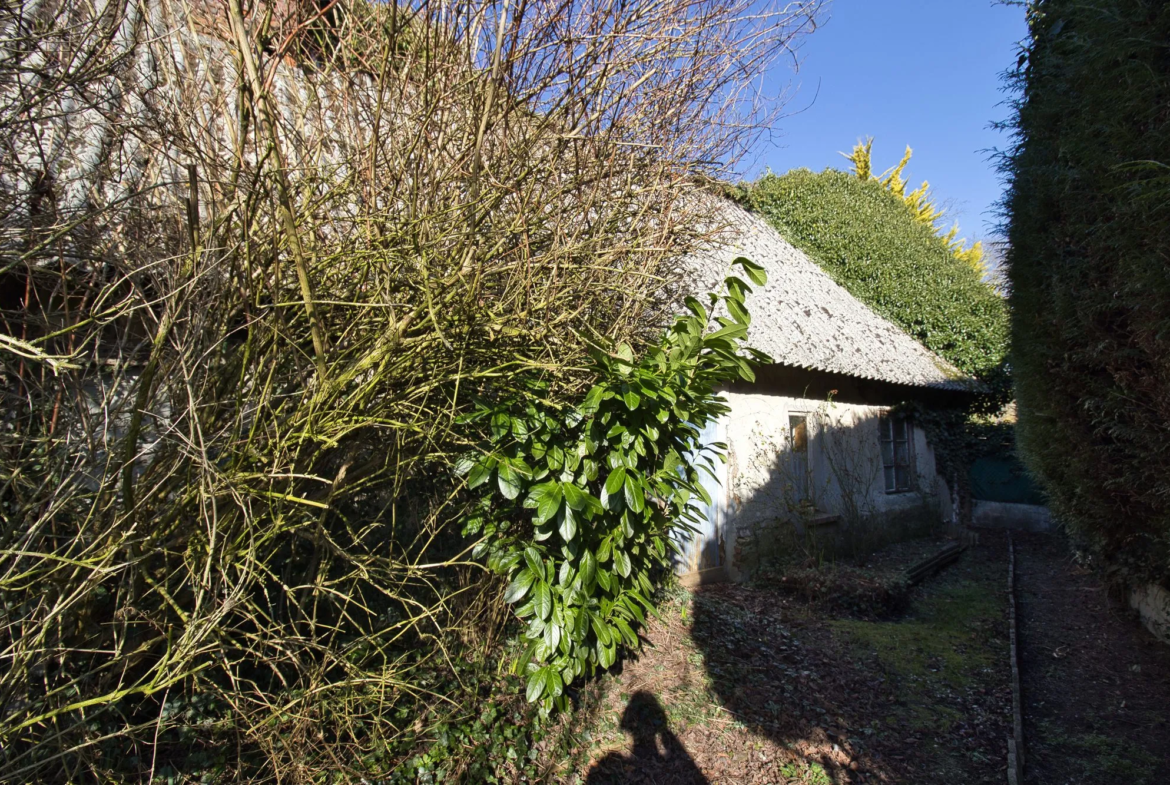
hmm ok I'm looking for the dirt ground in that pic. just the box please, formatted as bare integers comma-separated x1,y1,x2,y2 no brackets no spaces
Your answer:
1014,532,1170,784
553,534,1014,784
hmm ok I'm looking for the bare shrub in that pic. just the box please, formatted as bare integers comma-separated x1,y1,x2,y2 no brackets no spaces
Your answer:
0,0,820,778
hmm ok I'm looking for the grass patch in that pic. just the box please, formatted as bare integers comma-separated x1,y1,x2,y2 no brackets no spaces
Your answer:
779,760,833,784
827,559,1009,780
1037,723,1161,785
829,578,1001,691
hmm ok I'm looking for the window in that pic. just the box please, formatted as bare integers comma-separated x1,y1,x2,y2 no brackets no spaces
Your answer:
788,413,810,503
879,413,913,493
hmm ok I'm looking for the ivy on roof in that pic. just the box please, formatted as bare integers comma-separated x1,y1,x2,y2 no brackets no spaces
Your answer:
737,168,1008,382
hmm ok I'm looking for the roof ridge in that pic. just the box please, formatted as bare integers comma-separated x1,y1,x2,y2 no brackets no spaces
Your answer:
681,197,974,391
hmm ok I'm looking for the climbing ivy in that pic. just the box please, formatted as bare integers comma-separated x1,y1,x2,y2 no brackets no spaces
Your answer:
739,168,1008,384
459,258,770,710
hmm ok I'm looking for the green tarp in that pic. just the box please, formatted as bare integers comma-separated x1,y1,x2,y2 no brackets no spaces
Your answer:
969,456,1046,506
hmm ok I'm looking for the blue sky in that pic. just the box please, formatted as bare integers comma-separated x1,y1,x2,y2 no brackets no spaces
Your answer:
749,0,1028,243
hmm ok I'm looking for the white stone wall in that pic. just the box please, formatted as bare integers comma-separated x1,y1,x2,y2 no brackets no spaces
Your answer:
714,392,950,580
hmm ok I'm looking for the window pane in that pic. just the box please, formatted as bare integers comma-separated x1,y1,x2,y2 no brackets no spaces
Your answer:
790,415,808,453
884,466,896,492
894,440,909,466
895,466,910,490
893,417,908,441
880,438,894,465
788,415,809,502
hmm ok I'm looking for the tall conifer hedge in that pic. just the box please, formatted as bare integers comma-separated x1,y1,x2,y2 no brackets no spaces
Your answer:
1005,1,1170,585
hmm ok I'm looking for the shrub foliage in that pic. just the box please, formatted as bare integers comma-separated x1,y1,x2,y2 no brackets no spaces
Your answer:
463,260,769,710
740,169,1009,382
0,0,821,779
1004,0,1170,585
843,139,988,278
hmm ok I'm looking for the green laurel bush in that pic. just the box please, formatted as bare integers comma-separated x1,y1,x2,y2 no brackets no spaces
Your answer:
459,258,770,709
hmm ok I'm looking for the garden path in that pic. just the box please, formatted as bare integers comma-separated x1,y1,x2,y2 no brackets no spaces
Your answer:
1015,532,1170,784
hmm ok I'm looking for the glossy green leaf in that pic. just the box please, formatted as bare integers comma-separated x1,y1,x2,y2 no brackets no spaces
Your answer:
622,387,641,410
622,595,645,624
544,620,561,652
581,385,606,414
547,444,565,470
467,461,491,489
534,581,552,620
527,481,563,524
504,568,535,604
497,462,522,500
733,256,768,287
623,473,645,513
591,614,613,645
613,617,638,647
604,466,627,497
724,275,752,302
491,412,511,440
523,546,544,576
453,454,477,477
562,482,588,510
599,481,622,512
511,417,529,440
684,296,708,321
547,668,564,698
705,322,748,343
614,549,632,578
579,549,597,586
526,669,547,703
727,296,751,325
558,505,577,541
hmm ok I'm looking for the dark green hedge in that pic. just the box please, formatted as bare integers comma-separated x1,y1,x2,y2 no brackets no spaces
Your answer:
740,169,1009,381
1005,1,1170,586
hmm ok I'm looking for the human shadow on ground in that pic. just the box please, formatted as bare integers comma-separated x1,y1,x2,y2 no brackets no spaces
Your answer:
585,691,708,784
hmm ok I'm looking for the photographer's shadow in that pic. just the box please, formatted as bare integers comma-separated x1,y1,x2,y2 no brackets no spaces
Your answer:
585,691,708,784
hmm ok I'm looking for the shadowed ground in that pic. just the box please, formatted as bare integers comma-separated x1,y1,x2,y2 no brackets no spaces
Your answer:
561,534,1013,783
1016,532,1170,784
585,691,708,784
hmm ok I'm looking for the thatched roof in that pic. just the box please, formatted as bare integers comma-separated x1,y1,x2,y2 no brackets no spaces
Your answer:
681,198,972,391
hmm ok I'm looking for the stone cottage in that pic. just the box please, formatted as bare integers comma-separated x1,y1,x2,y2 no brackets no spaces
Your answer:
675,199,973,584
